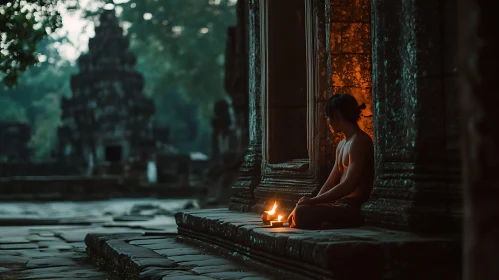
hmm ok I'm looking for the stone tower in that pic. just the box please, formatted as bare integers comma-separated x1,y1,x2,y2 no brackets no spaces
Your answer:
58,9,155,164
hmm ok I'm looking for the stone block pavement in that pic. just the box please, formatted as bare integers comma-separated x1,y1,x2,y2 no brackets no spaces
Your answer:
0,199,275,279
85,233,274,280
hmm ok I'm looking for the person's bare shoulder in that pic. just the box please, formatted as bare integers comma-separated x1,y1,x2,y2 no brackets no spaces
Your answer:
336,138,347,152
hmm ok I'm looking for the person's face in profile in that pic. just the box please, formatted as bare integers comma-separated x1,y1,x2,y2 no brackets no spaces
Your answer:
326,111,340,134
326,114,337,134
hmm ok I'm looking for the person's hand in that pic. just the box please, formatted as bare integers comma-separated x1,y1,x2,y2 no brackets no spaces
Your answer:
296,196,312,206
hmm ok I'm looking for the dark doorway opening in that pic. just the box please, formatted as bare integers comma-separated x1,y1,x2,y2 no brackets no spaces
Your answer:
267,0,308,163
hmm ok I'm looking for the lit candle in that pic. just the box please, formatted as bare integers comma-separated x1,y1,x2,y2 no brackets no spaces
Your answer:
262,201,277,225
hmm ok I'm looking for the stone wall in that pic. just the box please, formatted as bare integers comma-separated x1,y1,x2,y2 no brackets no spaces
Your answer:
329,0,373,140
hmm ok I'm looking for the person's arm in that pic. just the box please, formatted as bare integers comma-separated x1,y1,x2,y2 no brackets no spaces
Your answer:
306,137,367,204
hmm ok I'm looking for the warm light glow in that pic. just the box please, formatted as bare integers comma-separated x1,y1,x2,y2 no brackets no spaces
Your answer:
143,13,153,20
265,201,277,215
277,215,282,222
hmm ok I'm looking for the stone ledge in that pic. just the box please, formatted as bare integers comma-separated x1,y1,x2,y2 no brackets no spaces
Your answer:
85,232,273,279
175,209,462,280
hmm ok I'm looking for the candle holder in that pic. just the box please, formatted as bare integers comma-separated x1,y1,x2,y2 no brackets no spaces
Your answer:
261,213,274,225
270,221,284,227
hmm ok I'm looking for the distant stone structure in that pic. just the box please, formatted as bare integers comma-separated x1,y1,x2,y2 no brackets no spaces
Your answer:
205,0,250,204
58,10,155,165
0,121,31,162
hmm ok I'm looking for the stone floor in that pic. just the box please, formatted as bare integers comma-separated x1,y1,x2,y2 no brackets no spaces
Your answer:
0,199,197,279
0,199,277,280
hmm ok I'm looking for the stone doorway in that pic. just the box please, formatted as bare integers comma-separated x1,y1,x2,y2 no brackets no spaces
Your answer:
253,0,332,212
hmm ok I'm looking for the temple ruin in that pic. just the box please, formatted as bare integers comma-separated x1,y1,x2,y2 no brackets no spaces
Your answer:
57,10,155,165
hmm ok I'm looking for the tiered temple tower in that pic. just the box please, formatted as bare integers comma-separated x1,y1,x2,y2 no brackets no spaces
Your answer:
58,10,155,164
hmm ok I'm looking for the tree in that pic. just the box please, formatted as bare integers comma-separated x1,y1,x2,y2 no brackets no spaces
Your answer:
113,0,237,154
0,35,76,159
0,0,74,87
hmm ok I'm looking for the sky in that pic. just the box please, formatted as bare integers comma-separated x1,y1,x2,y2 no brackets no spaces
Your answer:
55,0,237,62
55,0,105,62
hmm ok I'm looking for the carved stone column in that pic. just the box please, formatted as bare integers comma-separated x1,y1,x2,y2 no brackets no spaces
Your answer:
229,0,262,212
459,0,499,279
362,0,461,232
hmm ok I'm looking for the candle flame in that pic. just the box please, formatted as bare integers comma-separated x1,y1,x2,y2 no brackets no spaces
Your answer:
278,215,282,222
265,201,277,215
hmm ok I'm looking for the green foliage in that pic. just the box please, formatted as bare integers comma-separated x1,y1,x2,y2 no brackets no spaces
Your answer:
29,92,62,159
114,0,237,154
0,36,76,159
0,96,28,121
0,0,72,87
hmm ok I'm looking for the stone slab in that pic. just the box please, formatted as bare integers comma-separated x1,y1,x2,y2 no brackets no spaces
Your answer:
85,233,273,279
0,243,39,250
175,209,461,280
25,257,78,268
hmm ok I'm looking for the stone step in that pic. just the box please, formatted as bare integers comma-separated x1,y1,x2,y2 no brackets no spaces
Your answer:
175,209,462,280
85,232,276,280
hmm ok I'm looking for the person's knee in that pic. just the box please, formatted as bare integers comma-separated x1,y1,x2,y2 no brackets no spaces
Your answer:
293,205,314,228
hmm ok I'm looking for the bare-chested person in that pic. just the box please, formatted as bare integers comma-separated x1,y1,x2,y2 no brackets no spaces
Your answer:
288,94,374,229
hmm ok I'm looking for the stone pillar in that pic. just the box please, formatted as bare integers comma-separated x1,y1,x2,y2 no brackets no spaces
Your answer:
459,0,499,279
362,0,461,232
229,0,262,212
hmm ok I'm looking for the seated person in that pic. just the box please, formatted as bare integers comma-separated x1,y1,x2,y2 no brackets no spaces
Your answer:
288,94,374,229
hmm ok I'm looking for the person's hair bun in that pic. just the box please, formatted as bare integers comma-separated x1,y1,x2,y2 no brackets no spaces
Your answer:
358,102,367,110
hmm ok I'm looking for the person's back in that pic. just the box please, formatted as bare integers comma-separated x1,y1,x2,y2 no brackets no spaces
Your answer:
288,94,374,229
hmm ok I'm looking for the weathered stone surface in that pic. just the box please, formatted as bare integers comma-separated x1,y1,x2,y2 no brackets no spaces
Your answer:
86,233,273,279
458,1,499,279
361,0,461,233
162,275,214,280
176,209,460,279
0,255,29,264
21,267,106,279
25,257,77,268
191,264,240,275
178,258,232,267
204,271,262,280
329,0,372,144
26,235,59,242
229,0,262,212
155,248,202,257
0,243,39,250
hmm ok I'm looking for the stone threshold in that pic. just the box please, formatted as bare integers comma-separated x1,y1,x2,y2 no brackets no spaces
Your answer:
85,232,275,279
175,209,462,280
